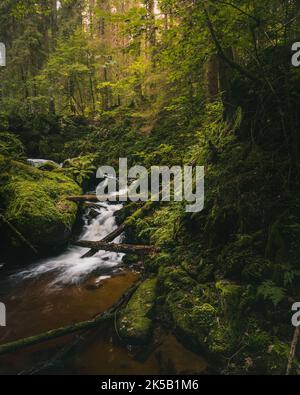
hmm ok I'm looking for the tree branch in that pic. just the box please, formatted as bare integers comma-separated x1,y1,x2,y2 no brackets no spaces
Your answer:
203,3,260,83
212,0,260,25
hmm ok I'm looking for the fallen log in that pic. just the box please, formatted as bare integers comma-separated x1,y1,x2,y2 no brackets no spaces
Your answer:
75,240,158,255
0,312,113,357
70,188,164,259
68,195,99,203
81,202,155,259
0,314,113,357
0,279,142,357
81,224,126,259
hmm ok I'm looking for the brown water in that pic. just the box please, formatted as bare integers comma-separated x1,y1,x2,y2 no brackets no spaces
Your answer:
0,270,207,375
0,202,207,375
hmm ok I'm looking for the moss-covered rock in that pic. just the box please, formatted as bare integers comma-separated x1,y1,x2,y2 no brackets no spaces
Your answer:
0,158,81,258
118,278,157,345
158,265,219,351
165,289,218,350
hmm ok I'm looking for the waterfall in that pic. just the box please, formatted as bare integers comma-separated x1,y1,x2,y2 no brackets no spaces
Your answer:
13,202,124,289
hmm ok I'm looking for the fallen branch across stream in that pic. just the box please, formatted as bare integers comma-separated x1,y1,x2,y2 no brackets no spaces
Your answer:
74,240,158,255
81,201,156,259
0,280,142,357
70,158,197,259
81,224,126,259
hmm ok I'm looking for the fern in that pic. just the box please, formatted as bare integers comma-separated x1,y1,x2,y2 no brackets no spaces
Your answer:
63,155,96,186
257,281,286,307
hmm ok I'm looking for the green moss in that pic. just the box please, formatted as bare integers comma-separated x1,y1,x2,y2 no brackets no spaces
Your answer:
118,278,157,345
158,265,195,293
208,324,236,355
157,264,220,351
216,281,243,321
0,158,81,256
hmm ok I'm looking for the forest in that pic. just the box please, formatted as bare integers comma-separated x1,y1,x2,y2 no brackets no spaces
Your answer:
0,0,300,376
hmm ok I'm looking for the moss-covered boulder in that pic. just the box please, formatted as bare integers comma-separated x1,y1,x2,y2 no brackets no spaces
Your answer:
0,157,81,259
118,278,157,345
165,289,218,350
158,265,219,351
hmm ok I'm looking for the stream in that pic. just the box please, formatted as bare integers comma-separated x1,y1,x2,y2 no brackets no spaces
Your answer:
0,183,207,375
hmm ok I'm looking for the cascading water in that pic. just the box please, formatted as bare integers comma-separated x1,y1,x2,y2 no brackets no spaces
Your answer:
27,159,61,168
12,201,125,289
0,182,208,376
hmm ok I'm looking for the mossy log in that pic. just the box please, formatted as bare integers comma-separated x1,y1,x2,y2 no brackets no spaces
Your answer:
0,312,113,356
0,280,142,356
74,240,158,255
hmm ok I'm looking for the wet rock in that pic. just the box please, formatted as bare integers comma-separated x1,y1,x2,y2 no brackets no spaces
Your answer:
87,208,100,222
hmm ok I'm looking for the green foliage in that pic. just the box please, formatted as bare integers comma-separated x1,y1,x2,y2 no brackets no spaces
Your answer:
0,132,26,160
63,155,96,186
257,281,286,308
0,0,299,375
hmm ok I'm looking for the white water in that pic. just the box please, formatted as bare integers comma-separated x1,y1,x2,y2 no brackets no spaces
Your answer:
27,159,61,167
13,202,124,289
